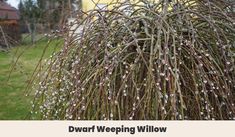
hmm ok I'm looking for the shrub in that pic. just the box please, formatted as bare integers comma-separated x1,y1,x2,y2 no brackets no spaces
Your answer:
30,0,235,120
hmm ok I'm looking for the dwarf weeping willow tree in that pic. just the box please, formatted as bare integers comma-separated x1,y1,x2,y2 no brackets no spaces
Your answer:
30,0,235,120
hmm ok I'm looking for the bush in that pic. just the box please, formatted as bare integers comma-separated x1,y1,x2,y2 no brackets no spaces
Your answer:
30,0,235,120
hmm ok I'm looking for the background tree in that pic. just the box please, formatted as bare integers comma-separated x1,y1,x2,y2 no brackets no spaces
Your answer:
18,0,83,41
19,0,40,44
36,0,79,31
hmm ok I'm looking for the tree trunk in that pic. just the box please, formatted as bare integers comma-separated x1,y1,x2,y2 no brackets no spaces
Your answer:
26,20,36,44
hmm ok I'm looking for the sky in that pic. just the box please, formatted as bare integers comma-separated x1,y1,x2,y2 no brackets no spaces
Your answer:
7,0,19,8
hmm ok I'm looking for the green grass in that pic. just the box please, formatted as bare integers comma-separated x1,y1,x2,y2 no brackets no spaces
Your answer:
0,37,62,120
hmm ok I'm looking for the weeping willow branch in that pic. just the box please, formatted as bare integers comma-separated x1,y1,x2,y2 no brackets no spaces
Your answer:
30,0,235,120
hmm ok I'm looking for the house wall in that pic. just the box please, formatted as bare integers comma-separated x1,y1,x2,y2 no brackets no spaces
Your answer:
81,0,154,12
0,21,20,47
81,0,193,12
82,0,117,12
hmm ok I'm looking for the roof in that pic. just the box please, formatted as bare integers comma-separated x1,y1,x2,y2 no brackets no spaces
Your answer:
0,1,19,20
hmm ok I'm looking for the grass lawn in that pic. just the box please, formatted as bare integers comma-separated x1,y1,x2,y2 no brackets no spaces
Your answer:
0,36,62,120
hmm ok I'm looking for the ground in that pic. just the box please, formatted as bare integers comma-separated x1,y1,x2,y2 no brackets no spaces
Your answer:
0,35,62,119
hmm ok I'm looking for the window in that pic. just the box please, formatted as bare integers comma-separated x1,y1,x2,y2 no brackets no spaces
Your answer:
96,3,108,10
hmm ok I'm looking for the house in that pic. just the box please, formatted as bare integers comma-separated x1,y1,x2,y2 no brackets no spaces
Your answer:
0,0,20,49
